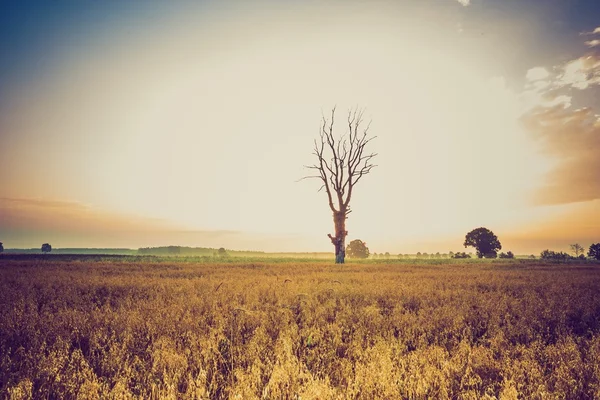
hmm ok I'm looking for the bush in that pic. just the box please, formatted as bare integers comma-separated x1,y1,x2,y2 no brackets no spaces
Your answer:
499,251,514,259
540,250,573,261
452,252,471,259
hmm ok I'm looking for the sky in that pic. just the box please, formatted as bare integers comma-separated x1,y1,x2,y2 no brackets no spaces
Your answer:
1,0,599,254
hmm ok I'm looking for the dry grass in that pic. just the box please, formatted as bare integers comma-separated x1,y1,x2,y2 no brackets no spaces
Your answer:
1,256,600,399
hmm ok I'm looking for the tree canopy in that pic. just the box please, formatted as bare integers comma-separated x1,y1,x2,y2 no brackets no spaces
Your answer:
41,243,52,254
345,239,370,259
464,228,501,258
589,243,600,260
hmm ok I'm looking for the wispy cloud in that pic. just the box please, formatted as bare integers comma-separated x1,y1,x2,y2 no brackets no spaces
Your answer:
526,67,550,81
521,105,600,205
0,197,176,238
526,53,600,92
585,39,600,48
519,32,600,206
580,26,600,36
559,53,600,89
456,0,470,6
0,197,317,251
0,197,90,210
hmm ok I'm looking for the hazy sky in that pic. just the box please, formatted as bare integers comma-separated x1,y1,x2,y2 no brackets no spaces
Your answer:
1,0,599,254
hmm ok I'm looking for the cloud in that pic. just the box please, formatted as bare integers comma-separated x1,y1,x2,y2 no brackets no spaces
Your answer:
519,42,600,207
503,199,600,253
559,53,600,89
455,0,470,6
581,26,600,36
524,51,600,94
520,105,600,205
0,197,175,231
0,197,92,210
0,197,317,251
586,39,600,48
526,67,550,81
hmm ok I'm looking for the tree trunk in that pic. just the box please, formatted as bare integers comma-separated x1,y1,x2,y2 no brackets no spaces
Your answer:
329,210,348,264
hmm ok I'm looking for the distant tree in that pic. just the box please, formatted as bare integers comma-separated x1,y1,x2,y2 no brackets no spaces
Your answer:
41,243,52,254
570,243,584,258
0,242,3,253
464,227,501,258
529,254,536,259
416,252,422,259
372,253,378,259
448,251,454,258
384,252,390,259
346,239,370,259
589,243,600,260
397,254,403,259
218,247,227,256
499,251,514,259
453,252,471,259
435,252,440,258
540,249,572,261
167,246,181,255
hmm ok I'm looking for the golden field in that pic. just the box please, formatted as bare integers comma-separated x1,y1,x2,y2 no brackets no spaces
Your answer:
1,256,600,399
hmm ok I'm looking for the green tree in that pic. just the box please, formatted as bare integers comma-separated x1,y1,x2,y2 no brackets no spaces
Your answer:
499,251,514,259
464,227,501,258
218,247,228,257
453,252,471,259
41,243,52,254
588,243,600,260
540,250,571,261
346,239,370,259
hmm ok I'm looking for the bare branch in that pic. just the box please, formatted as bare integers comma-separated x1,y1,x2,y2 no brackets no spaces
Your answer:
301,106,377,214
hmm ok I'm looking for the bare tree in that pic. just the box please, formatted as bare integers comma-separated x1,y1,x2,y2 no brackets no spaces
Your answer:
302,106,377,264
570,243,584,257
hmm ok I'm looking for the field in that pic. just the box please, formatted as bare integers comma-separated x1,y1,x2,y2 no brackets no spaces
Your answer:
1,256,600,399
